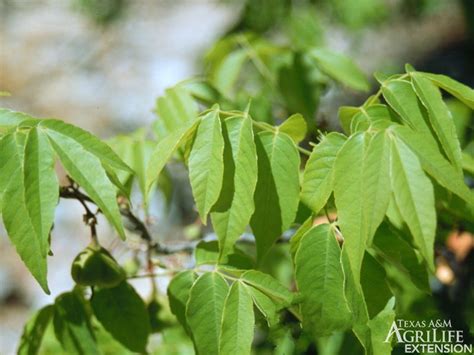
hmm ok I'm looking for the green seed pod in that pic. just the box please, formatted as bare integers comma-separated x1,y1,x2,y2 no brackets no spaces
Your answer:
71,244,125,288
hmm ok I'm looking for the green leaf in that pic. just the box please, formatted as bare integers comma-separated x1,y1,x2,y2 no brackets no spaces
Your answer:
350,105,393,133
309,48,369,91
189,110,225,223
186,272,229,355
211,116,258,260
360,253,392,318
278,52,321,129
18,305,54,355
53,292,99,354
250,131,300,260
0,132,54,292
278,113,307,143
0,108,32,127
91,281,150,353
366,299,396,355
338,106,360,134
146,120,198,196
219,282,255,355
410,72,463,172
421,72,474,109
154,86,198,139
247,285,279,327
295,224,351,337
212,49,248,97
289,216,313,260
372,223,430,293
168,270,197,332
24,128,59,255
241,270,292,306
463,151,474,175
334,133,367,282
195,241,254,269
390,136,436,270
393,126,474,207
362,131,391,245
46,129,125,239
340,247,369,336
40,119,131,173
381,79,435,138
301,132,346,214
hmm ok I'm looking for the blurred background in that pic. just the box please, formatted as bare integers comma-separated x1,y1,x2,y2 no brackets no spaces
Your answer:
0,0,473,353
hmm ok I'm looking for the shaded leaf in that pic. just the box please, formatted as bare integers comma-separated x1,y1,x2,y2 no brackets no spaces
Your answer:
18,305,54,355
91,281,150,353
360,253,392,318
211,116,258,260
250,131,300,260
372,223,430,293
53,292,99,354
168,270,197,332
309,48,369,91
